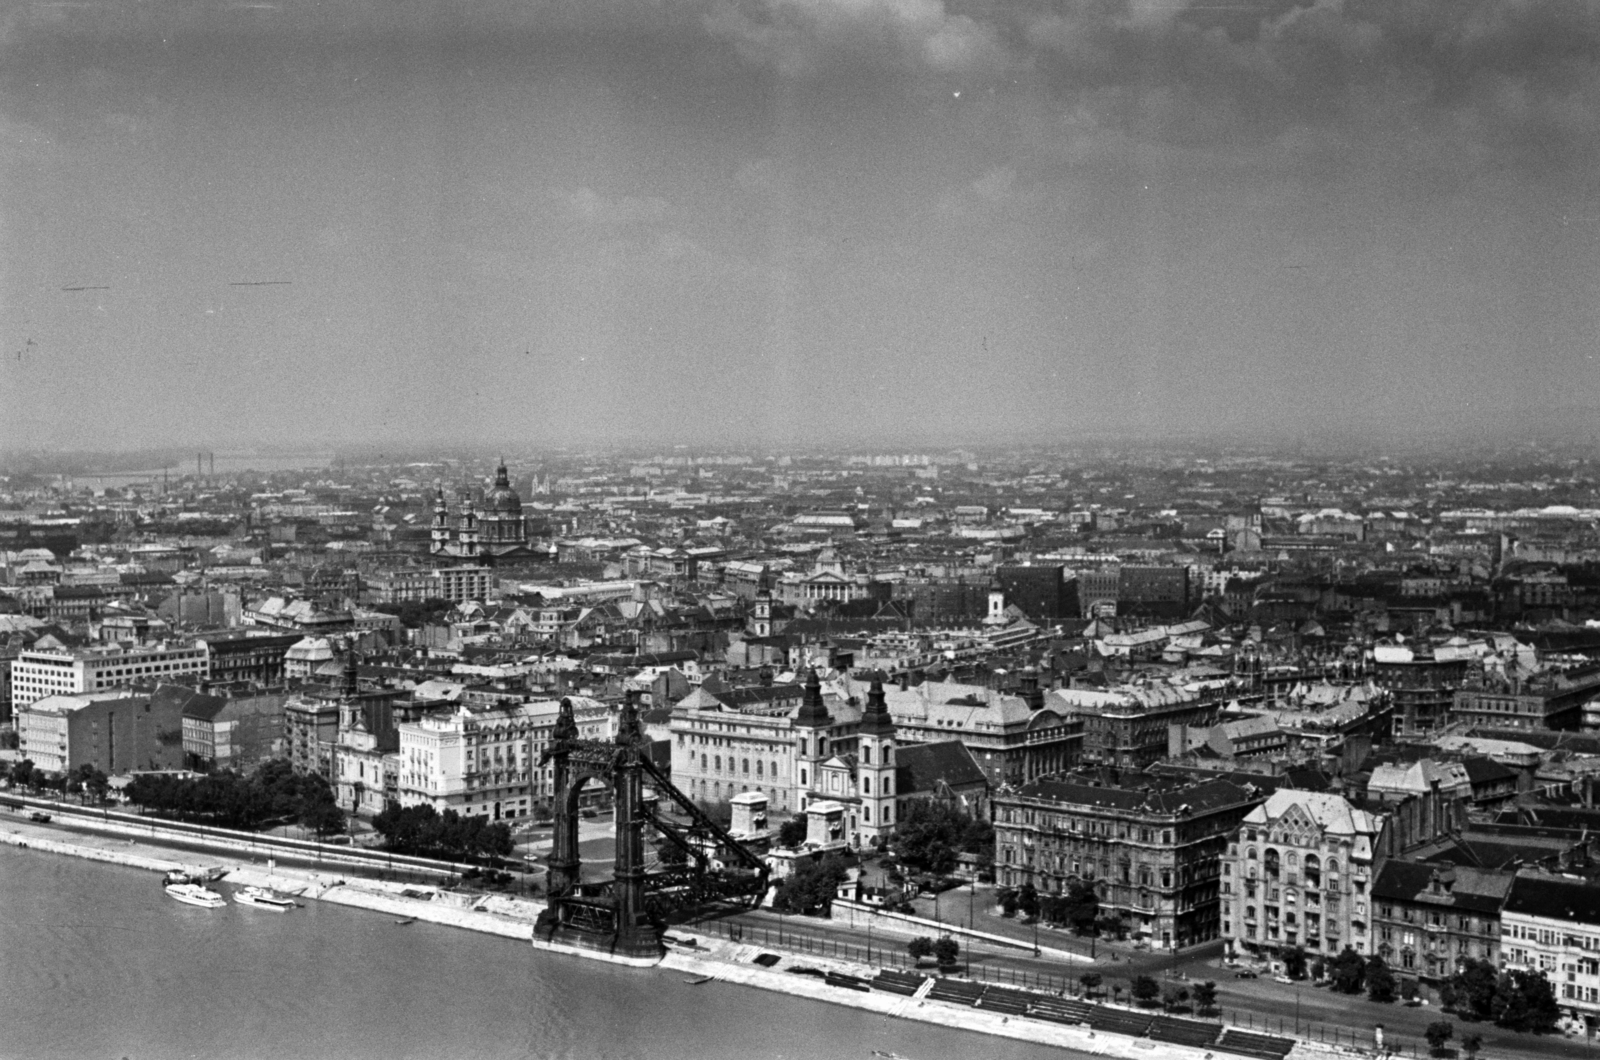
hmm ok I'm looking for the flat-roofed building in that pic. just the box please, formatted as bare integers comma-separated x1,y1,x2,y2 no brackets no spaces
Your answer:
10,641,209,708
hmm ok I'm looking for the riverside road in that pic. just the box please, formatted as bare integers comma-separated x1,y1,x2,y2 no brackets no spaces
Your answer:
8,802,1595,1060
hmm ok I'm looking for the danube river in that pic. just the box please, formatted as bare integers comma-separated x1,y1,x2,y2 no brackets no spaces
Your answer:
1,850,1075,1060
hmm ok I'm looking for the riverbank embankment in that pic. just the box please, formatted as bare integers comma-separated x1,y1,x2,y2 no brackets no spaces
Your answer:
2,819,1341,1060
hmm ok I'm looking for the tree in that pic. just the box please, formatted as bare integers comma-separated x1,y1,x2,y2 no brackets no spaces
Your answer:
1097,912,1129,940
908,936,935,961
1492,969,1559,1034
1329,947,1367,995
1192,981,1218,1014
1283,945,1309,980
8,759,35,789
693,798,734,829
889,799,992,875
1060,879,1100,935
1426,1021,1455,1056
1131,976,1161,1006
1017,882,1040,920
1162,987,1190,1012
82,767,110,804
771,854,849,915
777,815,807,848
66,763,108,804
1459,1030,1483,1060
655,839,689,866
1311,957,1327,983
1367,954,1397,1004
933,937,960,966
1080,972,1103,998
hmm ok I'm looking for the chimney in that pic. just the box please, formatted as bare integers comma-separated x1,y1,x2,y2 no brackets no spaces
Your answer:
899,673,910,692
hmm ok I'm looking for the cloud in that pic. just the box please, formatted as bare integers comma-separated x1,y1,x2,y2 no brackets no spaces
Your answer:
702,0,1014,80
693,0,1600,187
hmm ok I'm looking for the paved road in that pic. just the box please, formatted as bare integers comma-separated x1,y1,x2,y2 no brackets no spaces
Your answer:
12,806,1594,1060
684,901,1598,1060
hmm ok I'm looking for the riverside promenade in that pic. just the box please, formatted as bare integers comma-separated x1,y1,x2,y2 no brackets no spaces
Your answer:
1,808,1339,1060
4,807,1575,1060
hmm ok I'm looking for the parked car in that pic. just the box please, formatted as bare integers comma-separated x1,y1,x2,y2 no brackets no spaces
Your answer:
1234,970,1259,979
1273,975,1294,985
28,812,50,823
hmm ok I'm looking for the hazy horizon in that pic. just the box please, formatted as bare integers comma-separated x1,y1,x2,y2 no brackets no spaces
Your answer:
3,1,1599,453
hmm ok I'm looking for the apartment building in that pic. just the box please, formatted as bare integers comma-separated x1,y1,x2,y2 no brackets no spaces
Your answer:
16,691,184,774
1056,682,1221,770
994,771,1264,951
1221,789,1387,962
1452,666,1600,732
1371,862,1512,988
395,698,563,821
1501,874,1600,1025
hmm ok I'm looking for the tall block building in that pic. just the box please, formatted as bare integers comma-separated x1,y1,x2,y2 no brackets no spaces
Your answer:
17,691,185,774
10,642,209,708
994,564,1070,623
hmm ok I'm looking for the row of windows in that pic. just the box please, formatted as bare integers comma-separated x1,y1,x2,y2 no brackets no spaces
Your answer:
697,754,783,778
1503,922,1600,950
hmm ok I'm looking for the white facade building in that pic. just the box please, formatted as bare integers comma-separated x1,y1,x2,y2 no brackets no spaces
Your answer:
10,642,208,708
395,696,612,821
1501,874,1600,1025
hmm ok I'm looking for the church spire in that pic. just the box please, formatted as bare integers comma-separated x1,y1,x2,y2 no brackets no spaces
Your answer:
794,667,832,727
859,671,894,736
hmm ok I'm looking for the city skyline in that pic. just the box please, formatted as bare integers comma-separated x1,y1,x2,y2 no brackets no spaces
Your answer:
3,0,1598,452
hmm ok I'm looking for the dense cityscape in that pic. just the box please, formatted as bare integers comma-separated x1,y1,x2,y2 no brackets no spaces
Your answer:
6,442,1600,1056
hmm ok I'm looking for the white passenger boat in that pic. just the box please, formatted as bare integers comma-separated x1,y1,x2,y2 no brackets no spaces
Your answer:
233,886,295,912
165,883,227,909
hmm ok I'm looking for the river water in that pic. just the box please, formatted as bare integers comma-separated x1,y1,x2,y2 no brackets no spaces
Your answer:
0,850,1074,1060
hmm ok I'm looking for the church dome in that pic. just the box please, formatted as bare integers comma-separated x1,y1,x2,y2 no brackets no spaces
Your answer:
485,461,522,513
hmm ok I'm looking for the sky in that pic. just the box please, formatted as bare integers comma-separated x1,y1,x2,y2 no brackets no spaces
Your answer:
2,0,1599,453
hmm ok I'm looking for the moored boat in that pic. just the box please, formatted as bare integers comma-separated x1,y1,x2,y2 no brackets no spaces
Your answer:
165,883,226,909
233,886,295,912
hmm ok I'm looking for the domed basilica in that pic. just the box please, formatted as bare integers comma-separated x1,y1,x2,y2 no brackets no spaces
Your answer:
430,461,541,562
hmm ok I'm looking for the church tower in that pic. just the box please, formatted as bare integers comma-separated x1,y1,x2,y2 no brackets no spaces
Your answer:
753,589,773,638
857,672,897,846
430,486,452,556
458,502,480,558
792,667,832,811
